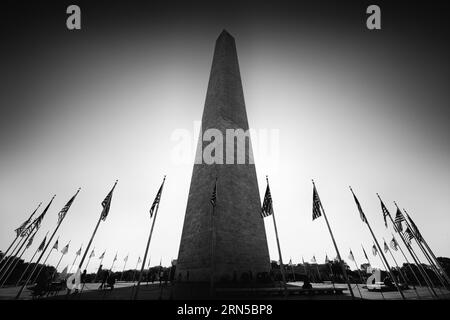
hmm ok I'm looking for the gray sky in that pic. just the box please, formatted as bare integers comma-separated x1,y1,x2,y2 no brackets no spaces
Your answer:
1,0,449,272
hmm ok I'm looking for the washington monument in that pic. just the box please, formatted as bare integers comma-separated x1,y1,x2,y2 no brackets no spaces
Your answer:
176,30,271,282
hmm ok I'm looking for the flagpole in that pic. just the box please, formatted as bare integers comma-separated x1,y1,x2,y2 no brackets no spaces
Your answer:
397,204,446,294
390,233,423,287
12,231,49,287
94,251,105,283
348,251,364,299
0,234,31,283
80,248,95,293
403,208,450,287
0,230,39,287
132,258,140,283
120,255,128,282
383,237,420,299
134,175,166,300
15,188,81,299
325,256,337,293
70,245,82,274
313,180,355,299
0,202,41,268
361,244,371,266
31,237,60,284
380,196,437,298
51,240,71,280
349,187,406,300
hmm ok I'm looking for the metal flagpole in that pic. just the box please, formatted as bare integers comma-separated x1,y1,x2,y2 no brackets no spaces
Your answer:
0,235,30,285
70,245,82,274
350,187,406,300
381,197,437,298
15,188,81,299
265,176,288,296
94,251,105,283
372,241,388,300
383,237,420,299
391,233,423,290
51,241,70,280
9,231,49,287
349,251,364,299
132,258,140,283
0,202,41,267
79,180,117,274
120,255,128,282
30,236,60,284
403,208,450,287
313,180,355,298
134,176,166,300
325,256,337,293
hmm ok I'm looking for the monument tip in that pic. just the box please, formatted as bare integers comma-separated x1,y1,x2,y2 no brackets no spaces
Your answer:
218,29,234,40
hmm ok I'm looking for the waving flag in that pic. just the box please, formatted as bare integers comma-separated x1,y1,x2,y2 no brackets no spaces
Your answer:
58,190,80,225
89,250,95,258
52,239,59,250
372,245,378,256
26,233,35,249
390,237,398,251
362,246,369,261
394,208,405,232
32,195,56,232
76,246,82,256
113,253,117,262
137,256,142,264
99,251,105,260
378,197,390,228
384,241,389,253
61,242,70,255
261,180,273,218
350,187,367,223
150,176,166,217
15,202,42,237
38,235,47,251
312,185,322,220
311,256,316,263
101,181,118,221
405,211,423,242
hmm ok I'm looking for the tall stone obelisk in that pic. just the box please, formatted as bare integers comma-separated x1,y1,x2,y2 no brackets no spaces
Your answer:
176,30,270,282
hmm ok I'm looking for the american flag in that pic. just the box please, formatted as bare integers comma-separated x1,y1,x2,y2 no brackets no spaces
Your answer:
350,188,367,223
404,227,414,244
101,181,117,221
394,207,405,232
210,178,217,208
58,190,79,225
312,185,322,221
14,203,41,237
26,233,35,249
150,177,165,217
406,211,423,242
32,196,55,232
390,237,398,251
261,180,273,218
379,197,390,228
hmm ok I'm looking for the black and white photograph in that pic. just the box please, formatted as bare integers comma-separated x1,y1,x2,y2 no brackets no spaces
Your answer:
0,0,449,314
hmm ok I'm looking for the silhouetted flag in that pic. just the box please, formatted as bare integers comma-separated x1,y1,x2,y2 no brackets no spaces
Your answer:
52,240,59,250
14,203,41,237
325,255,330,263
38,236,47,251
372,245,378,256
288,258,293,266
137,256,142,264
99,251,105,259
58,193,78,225
261,182,273,218
150,177,165,217
394,208,405,232
76,246,82,256
31,196,56,232
312,185,322,220
406,213,423,242
404,227,414,244
113,253,117,262
311,256,316,263
26,233,35,249
350,188,367,223
89,250,95,258
390,237,398,251
384,241,389,253
61,243,69,255
101,181,118,221
379,198,390,228
348,250,355,262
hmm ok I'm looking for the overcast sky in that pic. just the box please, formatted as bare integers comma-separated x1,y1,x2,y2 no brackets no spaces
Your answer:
1,0,449,273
